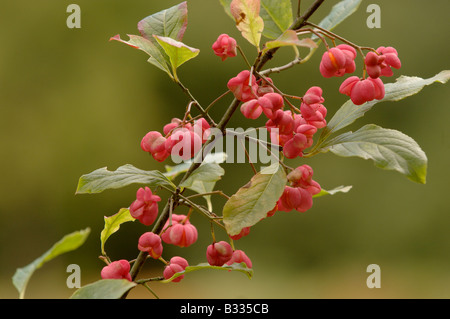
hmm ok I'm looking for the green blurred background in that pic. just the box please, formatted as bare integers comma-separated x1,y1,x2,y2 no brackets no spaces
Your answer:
1,0,449,299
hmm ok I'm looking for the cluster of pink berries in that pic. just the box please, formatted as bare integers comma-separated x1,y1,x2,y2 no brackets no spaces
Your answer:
140,117,211,162
101,186,253,282
214,34,324,227
319,44,401,105
278,165,321,212
227,69,327,161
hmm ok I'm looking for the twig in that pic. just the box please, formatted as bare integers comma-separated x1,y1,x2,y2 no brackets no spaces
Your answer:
256,0,325,72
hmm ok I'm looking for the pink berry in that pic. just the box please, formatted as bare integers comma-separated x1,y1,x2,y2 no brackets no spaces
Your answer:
287,165,321,195
277,165,321,213
137,232,163,259
206,241,233,266
283,134,308,159
240,93,284,120
258,93,284,119
212,34,237,61
161,214,198,247
319,45,356,78
277,186,313,213
193,118,211,143
163,257,189,283
226,250,253,268
364,51,386,79
163,118,182,135
339,76,385,105
165,223,198,248
376,46,401,77
101,260,132,281
227,70,259,102
300,86,327,129
140,131,169,162
129,187,161,226
165,128,203,160
302,86,325,105
240,99,263,119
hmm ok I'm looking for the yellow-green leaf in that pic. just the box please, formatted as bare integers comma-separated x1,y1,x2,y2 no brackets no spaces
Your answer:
12,228,90,299
153,35,200,81
101,208,135,255
263,30,317,53
230,0,264,49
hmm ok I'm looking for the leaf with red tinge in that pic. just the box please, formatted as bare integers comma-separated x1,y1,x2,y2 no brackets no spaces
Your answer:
110,34,172,78
230,0,264,49
263,30,317,53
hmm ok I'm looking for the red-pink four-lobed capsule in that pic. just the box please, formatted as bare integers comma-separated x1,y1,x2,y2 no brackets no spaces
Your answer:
137,232,163,259
212,34,237,61
163,256,189,283
101,260,132,281
206,241,233,266
161,214,198,248
129,187,161,226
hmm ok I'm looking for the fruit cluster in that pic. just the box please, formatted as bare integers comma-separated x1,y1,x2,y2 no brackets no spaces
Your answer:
319,44,401,105
100,32,401,285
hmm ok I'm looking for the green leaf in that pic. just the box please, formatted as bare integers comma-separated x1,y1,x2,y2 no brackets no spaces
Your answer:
76,164,175,194
260,0,293,39
223,163,286,236
12,228,90,299
313,185,353,198
180,163,225,211
110,34,173,78
320,124,428,184
154,35,200,81
263,30,317,53
70,279,137,299
230,0,264,49
318,71,450,143
161,262,253,283
110,2,191,80
137,1,188,41
101,208,135,256
311,0,362,41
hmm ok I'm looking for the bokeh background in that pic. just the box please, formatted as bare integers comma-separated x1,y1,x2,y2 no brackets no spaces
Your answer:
1,0,449,299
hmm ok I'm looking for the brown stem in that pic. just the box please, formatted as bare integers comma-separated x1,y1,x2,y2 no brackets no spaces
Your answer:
256,0,325,72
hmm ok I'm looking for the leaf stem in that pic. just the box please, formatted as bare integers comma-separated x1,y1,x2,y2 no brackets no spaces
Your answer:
186,190,230,200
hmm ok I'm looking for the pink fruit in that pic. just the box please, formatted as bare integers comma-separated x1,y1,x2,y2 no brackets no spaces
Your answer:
319,44,357,78
129,187,161,226
137,232,163,259
376,46,401,77
226,250,252,268
212,34,237,61
206,241,233,266
227,70,259,102
339,76,385,105
101,260,132,281
163,256,189,283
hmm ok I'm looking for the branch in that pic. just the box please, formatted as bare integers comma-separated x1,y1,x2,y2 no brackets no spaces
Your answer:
256,0,325,72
